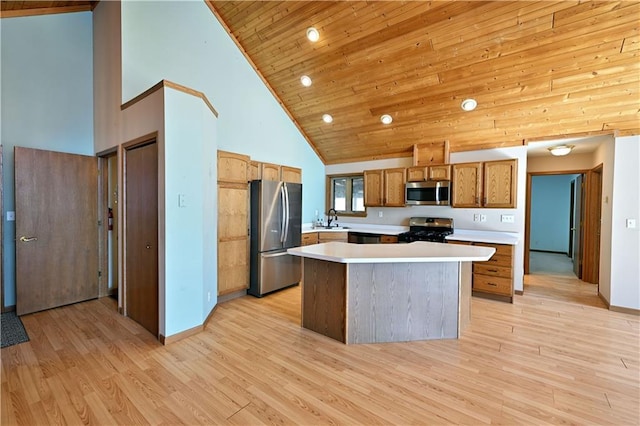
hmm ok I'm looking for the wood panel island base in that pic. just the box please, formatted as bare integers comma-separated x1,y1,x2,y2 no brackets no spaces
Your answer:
288,242,495,344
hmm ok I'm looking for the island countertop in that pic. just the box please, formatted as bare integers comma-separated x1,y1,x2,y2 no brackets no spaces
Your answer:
288,241,495,264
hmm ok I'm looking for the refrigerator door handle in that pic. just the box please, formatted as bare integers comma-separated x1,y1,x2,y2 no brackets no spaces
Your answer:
280,183,286,243
283,183,290,244
261,251,290,258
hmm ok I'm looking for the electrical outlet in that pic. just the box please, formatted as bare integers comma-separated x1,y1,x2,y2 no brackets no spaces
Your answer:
207,291,211,302
627,219,637,229
473,214,480,222
6,211,15,221
378,211,383,218
480,214,487,222
178,194,187,207
501,214,515,223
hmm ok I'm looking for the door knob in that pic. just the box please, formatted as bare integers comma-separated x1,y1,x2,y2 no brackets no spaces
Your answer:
19,236,38,242
146,244,151,249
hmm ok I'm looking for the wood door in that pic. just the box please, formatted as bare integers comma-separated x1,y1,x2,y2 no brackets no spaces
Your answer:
572,174,583,279
483,159,517,208
125,142,158,336
583,166,602,284
363,169,383,207
451,163,482,207
15,147,98,315
383,168,406,206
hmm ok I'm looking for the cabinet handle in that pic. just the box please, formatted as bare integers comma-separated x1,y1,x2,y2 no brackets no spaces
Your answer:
487,269,498,273
483,197,487,206
475,197,479,205
487,282,497,286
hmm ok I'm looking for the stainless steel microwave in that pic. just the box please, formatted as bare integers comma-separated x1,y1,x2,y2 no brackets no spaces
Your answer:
405,180,451,206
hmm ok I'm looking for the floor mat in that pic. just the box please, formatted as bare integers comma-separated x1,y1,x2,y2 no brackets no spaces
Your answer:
1,311,30,348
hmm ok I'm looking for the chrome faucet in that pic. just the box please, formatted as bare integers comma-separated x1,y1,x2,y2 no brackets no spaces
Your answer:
327,208,338,227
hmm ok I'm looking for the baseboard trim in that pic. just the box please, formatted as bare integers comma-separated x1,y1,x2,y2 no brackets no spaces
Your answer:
530,249,570,256
218,289,247,303
203,304,217,328
515,290,524,296
610,305,640,316
2,305,16,313
160,324,203,345
598,293,639,315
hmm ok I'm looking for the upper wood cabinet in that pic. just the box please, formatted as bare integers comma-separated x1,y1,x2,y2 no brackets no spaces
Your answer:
364,169,384,207
452,159,517,208
452,162,483,207
364,168,406,207
249,161,261,181
281,166,302,183
413,141,450,166
483,160,517,208
218,150,249,183
261,162,281,181
406,165,451,181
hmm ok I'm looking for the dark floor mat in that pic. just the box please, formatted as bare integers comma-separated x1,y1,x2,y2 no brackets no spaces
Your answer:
1,311,30,348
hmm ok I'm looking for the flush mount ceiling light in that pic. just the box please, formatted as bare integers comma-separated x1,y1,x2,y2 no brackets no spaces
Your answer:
300,75,312,87
548,144,575,156
380,114,393,125
460,98,478,111
306,27,320,42
322,114,333,123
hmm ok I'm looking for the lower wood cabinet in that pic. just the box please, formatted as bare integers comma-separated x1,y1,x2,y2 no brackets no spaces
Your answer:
449,240,514,302
302,233,319,246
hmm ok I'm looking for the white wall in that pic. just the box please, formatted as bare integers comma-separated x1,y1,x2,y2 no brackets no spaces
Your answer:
609,136,640,310
120,0,326,222
327,146,527,292
163,87,218,335
1,12,94,307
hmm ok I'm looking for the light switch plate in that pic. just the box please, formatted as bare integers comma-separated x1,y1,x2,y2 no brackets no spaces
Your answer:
178,194,186,207
627,219,636,229
6,211,15,221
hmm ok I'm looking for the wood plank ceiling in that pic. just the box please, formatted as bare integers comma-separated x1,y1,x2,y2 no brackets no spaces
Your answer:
2,1,637,164
209,1,639,164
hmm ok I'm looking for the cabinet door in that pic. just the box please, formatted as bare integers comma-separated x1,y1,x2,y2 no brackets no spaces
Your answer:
483,159,517,208
249,161,261,181
218,184,249,295
261,162,281,181
406,166,428,182
384,168,406,206
428,165,451,181
301,233,318,246
281,166,302,183
412,141,450,166
452,163,482,207
218,151,249,183
364,169,384,207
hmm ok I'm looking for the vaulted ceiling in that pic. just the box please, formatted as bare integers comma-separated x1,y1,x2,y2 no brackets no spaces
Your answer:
3,1,638,164
208,1,639,164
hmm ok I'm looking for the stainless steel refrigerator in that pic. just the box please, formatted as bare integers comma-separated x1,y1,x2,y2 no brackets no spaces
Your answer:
249,180,302,297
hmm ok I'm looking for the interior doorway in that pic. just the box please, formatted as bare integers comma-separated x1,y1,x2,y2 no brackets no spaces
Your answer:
98,149,120,309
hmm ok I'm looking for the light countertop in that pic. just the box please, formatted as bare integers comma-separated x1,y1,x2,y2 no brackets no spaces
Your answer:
288,241,495,264
446,229,520,245
302,223,407,235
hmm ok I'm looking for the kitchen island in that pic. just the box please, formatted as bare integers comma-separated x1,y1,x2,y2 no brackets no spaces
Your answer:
287,242,495,344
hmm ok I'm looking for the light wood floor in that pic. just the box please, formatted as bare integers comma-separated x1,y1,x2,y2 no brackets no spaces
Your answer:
2,274,638,425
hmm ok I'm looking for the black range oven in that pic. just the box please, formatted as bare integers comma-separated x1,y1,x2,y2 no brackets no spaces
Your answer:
398,217,453,243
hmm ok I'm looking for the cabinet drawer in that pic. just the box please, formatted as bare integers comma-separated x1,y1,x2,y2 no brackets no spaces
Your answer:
473,274,512,296
318,232,348,243
474,242,512,256
483,254,512,268
380,235,398,244
301,233,318,246
474,263,512,278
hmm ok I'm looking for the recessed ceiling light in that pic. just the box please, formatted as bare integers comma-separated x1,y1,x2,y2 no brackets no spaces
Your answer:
322,114,333,123
300,75,312,87
461,98,478,111
380,114,393,125
548,145,574,156
306,27,320,42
